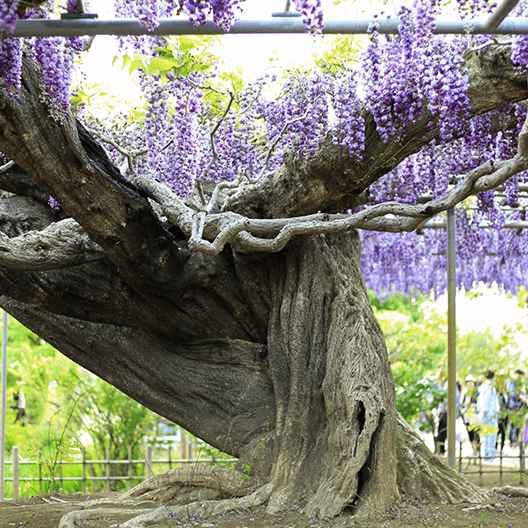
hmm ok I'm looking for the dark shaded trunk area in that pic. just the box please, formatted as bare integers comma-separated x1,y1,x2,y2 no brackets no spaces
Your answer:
1,230,404,516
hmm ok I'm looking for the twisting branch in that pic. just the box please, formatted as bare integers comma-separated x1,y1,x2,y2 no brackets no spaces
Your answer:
134,143,528,256
206,167,252,212
0,218,105,271
88,129,147,178
184,152,528,255
0,160,15,173
186,110,528,253
257,110,311,180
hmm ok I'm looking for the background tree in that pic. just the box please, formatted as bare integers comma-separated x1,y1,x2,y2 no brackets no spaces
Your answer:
0,0,527,525
372,293,525,427
1,315,164,493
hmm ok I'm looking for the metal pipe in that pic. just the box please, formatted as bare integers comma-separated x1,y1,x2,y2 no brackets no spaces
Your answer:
0,311,7,499
485,0,521,31
8,17,528,38
446,208,457,470
421,220,528,229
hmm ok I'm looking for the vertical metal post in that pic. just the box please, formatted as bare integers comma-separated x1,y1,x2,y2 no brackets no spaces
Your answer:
127,444,132,490
105,446,110,492
447,208,457,469
12,446,18,499
0,311,7,499
82,447,86,494
145,444,153,479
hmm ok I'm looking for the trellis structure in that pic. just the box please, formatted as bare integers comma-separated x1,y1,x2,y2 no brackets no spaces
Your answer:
0,1,527,494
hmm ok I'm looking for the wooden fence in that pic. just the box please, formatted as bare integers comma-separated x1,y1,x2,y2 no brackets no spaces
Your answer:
456,443,527,487
3,444,527,500
2,445,236,500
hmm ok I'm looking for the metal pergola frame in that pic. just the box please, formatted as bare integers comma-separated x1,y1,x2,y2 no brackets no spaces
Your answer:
5,16,528,38
0,0,523,38
1,1,527,495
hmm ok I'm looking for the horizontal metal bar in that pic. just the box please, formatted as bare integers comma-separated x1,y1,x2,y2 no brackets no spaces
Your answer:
3,457,235,466
421,220,528,229
7,17,528,38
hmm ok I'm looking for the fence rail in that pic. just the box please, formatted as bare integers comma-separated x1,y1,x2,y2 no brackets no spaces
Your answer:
1,445,236,500
450,442,528,487
3,444,526,500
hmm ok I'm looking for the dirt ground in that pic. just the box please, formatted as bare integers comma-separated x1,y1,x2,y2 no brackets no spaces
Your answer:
0,466,526,528
1,479,528,528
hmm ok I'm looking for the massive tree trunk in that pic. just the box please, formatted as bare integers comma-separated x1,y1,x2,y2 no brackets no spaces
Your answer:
0,229,486,520
0,45,522,522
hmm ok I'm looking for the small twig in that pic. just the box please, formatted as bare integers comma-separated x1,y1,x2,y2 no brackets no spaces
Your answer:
196,92,235,205
257,110,311,179
0,160,15,172
470,38,511,52
88,129,147,178
204,167,252,214
186,76,227,96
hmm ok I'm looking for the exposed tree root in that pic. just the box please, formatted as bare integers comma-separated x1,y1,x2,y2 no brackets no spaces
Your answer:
119,465,257,500
115,482,274,528
59,508,155,528
489,485,528,498
57,466,266,528
54,433,524,527
395,414,489,504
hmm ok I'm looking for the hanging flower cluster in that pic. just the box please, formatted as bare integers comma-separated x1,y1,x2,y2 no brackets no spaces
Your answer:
0,0,18,35
361,1,470,144
330,69,365,160
0,0,526,296
511,1,528,69
291,0,324,34
115,0,247,32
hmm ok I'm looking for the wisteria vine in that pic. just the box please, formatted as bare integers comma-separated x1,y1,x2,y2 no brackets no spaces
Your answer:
0,0,526,298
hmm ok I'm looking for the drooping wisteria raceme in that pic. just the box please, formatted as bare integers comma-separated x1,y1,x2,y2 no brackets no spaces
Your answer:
0,0,18,35
0,0,526,298
510,0,528,68
115,0,247,32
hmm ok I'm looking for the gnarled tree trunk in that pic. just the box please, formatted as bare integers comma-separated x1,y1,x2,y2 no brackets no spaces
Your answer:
0,45,520,522
1,228,487,520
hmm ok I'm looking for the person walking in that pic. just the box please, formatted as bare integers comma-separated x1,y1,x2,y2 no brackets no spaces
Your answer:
477,370,500,461
495,375,510,452
506,369,526,446
461,374,480,461
13,389,28,426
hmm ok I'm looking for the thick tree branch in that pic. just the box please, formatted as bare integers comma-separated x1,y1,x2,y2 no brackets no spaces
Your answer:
0,296,275,457
0,163,50,203
0,218,104,270
224,44,528,219
0,61,188,292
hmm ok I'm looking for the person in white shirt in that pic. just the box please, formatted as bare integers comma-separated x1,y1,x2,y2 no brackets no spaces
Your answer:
13,389,28,427
476,370,500,461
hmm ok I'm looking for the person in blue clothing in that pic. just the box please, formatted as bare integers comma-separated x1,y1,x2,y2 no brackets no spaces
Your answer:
477,370,500,460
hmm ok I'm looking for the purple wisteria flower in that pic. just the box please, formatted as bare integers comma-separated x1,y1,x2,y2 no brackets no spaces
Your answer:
292,0,324,34
0,0,18,35
0,37,22,97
